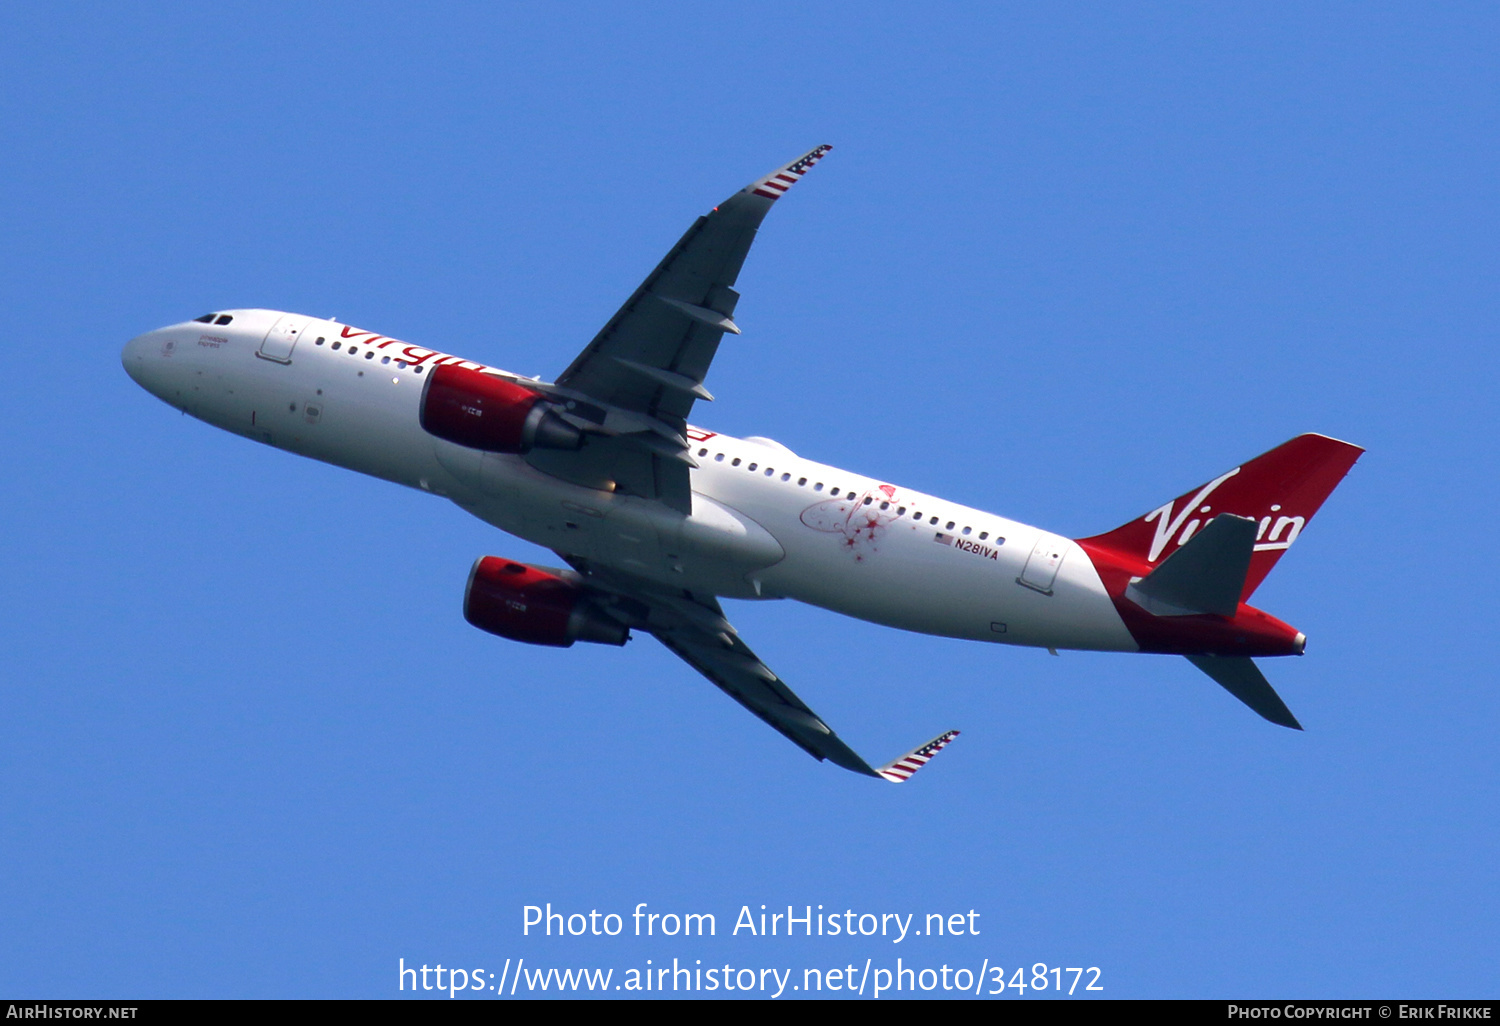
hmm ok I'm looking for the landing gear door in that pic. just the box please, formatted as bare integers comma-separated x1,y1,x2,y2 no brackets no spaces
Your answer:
1018,533,1066,595
259,315,306,364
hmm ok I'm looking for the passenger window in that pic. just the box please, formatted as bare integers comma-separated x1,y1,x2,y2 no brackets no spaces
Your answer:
946,521,955,530
814,483,823,491
747,463,757,471
365,352,374,360
979,531,989,540
897,506,906,515
781,473,791,481
930,517,938,525
962,526,971,535
765,468,774,476
332,342,342,350
798,478,807,486
381,356,390,364
863,496,873,505
715,454,725,462
698,448,708,457
732,458,741,467
880,501,890,510
414,366,423,374
315,337,325,345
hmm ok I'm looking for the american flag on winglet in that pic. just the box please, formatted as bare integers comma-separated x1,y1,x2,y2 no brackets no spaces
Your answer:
879,730,961,782
752,144,833,199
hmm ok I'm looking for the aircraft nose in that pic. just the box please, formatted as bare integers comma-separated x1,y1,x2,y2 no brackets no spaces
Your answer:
121,327,179,399
121,331,152,386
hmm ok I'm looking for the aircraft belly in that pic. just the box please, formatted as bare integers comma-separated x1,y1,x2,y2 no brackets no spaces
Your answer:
454,457,782,595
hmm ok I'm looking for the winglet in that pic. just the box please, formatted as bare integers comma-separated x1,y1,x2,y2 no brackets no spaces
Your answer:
745,144,833,202
877,730,961,782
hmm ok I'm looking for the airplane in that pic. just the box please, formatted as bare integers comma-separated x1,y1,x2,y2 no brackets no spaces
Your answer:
121,145,1363,783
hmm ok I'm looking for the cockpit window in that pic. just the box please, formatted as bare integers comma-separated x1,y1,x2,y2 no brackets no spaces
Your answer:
214,314,233,325
193,314,216,323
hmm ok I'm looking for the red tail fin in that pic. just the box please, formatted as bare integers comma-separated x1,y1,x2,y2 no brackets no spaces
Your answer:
1078,434,1364,601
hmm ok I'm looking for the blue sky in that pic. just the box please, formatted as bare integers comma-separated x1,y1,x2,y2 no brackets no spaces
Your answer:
1,2,1496,999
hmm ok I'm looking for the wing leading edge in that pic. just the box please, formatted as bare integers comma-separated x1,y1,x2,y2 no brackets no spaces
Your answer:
526,145,834,513
571,562,958,782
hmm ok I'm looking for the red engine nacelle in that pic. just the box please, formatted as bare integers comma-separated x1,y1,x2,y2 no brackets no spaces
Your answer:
420,364,583,453
463,556,629,648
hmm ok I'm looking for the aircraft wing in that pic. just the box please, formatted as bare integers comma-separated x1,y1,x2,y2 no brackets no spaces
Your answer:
572,563,958,781
526,145,833,513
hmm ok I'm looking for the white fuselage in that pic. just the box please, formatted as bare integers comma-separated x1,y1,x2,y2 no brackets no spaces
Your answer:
123,309,1138,654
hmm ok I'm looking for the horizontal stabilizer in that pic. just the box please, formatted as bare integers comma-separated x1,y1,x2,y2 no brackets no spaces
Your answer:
878,730,961,783
1127,514,1256,617
1186,656,1302,730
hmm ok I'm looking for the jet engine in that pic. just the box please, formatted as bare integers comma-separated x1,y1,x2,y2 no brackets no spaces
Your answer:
420,364,583,453
463,556,629,647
